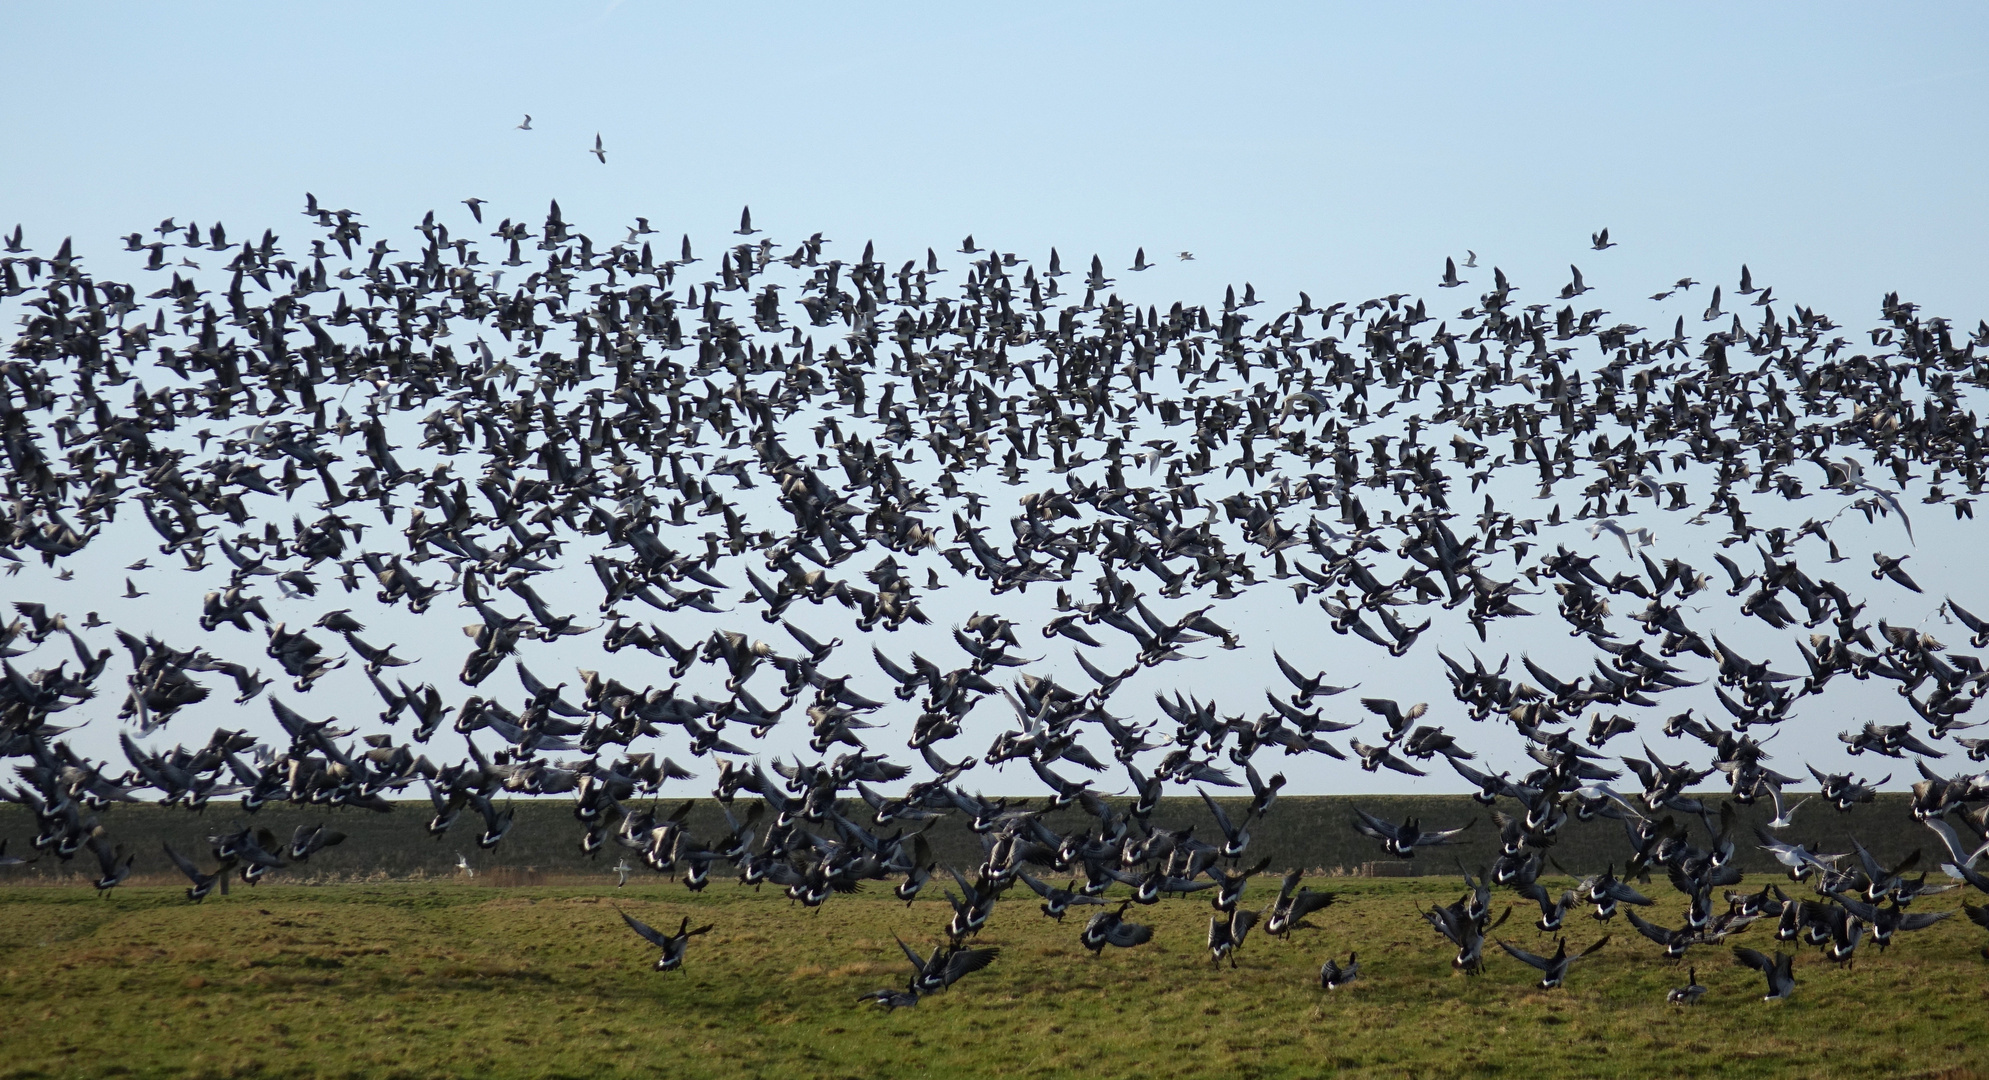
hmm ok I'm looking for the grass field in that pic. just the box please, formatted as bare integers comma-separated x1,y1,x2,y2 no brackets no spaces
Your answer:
2,876,1986,1080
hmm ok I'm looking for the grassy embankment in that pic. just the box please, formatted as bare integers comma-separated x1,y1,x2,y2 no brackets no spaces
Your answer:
0,793,1950,885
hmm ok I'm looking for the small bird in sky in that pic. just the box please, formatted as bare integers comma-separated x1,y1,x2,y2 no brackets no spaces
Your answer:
591,133,606,164
517,114,533,130
1178,251,1195,261
463,198,486,223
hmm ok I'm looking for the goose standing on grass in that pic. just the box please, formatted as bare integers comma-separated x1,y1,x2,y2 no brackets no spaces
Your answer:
1667,967,1706,1004
1318,952,1359,989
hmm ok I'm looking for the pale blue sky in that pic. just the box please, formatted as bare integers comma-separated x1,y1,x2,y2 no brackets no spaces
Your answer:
5,2,1985,321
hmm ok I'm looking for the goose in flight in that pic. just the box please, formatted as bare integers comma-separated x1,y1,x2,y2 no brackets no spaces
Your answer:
162,843,228,902
1264,869,1337,937
1732,947,1796,1000
1498,935,1610,990
1081,901,1154,954
1351,808,1472,857
617,909,713,972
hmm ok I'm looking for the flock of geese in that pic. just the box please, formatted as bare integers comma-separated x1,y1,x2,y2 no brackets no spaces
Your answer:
2,193,1988,1009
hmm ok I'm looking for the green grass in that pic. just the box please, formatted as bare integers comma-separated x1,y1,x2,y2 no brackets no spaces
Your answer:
1,877,1985,1080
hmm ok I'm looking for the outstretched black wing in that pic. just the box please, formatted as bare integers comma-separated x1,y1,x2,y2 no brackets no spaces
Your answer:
617,908,671,949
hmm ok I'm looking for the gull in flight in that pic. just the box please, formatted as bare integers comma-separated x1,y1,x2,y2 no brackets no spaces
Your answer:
1588,518,1654,556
